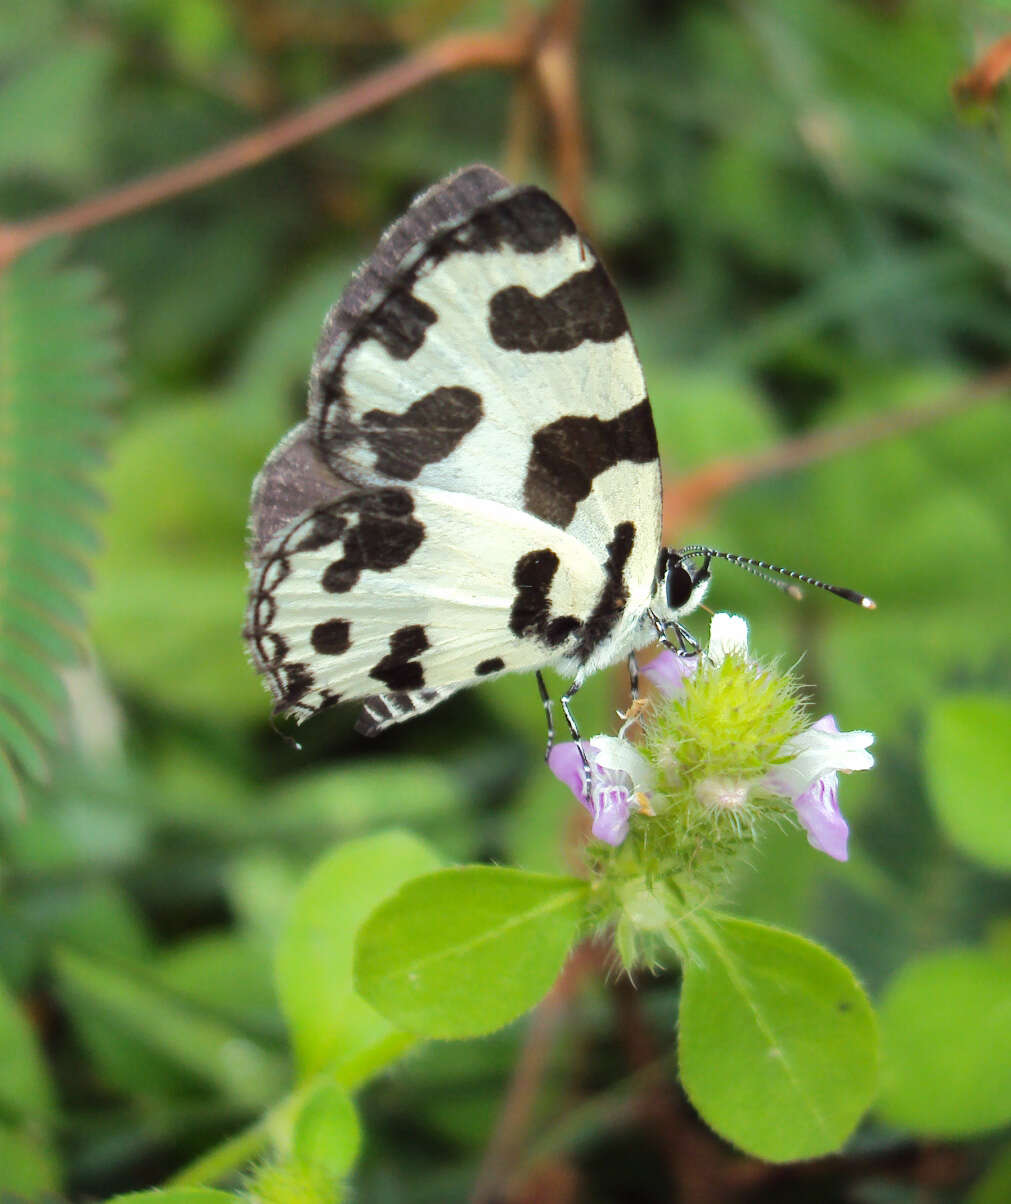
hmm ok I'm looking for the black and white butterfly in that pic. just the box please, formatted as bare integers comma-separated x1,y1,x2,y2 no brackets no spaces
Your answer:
245,165,869,746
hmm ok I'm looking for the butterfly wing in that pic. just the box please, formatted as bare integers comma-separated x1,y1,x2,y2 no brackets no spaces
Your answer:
245,481,633,727
246,166,664,730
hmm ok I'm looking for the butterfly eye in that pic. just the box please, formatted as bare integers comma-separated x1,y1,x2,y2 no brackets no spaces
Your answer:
665,556,697,610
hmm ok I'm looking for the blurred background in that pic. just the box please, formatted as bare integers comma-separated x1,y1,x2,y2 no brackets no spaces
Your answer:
1,0,1010,1199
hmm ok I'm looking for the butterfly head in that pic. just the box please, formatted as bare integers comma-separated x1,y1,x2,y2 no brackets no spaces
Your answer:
654,548,712,622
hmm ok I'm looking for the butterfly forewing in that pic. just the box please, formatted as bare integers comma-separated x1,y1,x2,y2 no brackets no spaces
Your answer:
246,166,664,730
308,180,660,569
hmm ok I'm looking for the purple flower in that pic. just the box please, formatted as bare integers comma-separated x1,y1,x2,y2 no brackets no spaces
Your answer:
641,648,697,697
763,715,874,862
548,736,654,846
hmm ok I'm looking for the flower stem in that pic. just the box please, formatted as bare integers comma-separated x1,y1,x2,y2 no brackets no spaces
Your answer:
168,1031,418,1186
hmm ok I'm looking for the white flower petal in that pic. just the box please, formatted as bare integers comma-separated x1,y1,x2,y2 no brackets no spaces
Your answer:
708,613,749,663
771,718,875,797
589,735,656,791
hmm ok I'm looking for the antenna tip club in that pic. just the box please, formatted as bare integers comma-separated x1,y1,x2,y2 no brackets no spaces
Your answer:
834,586,876,608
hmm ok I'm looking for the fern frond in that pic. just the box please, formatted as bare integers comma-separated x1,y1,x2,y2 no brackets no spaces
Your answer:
0,241,119,817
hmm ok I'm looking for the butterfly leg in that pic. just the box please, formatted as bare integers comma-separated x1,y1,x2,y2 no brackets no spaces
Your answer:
672,621,702,656
648,608,676,652
560,679,594,798
649,609,701,658
628,652,639,701
540,674,591,791
536,670,555,761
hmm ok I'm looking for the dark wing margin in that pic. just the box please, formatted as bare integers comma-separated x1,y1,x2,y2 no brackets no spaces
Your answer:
247,422,355,558
355,686,461,736
308,164,511,409
307,170,583,472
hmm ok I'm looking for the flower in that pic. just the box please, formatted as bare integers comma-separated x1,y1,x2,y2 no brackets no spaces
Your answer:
551,614,875,864
548,735,654,846
762,715,874,861
643,615,874,861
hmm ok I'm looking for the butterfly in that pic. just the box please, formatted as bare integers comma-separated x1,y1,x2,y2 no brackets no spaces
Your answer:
244,165,871,748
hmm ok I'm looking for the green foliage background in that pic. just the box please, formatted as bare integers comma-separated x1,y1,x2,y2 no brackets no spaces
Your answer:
0,0,1009,1199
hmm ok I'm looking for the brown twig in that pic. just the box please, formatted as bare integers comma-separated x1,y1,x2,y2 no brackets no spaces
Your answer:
953,34,1011,104
663,364,1011,534
470,941,603,1204
531,0,587,228
0,22,535,271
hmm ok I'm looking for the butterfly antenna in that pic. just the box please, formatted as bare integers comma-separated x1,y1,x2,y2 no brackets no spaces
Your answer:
711,557,806,600
269,712,303,751
679,546,876,609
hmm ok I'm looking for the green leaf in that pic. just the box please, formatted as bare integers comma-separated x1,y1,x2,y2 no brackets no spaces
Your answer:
0,0,63,65
0,1124,59,1196
678,915,878,1162
877,947,1011,1136
354,867,588,1039
276,830,443,1075
52,947,286,1106
0,242,118,816
292,1082,361,1178
0,971,53,1123
924,695,1011,870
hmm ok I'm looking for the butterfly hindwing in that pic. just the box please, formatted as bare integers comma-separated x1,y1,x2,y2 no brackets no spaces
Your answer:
246,482,641,721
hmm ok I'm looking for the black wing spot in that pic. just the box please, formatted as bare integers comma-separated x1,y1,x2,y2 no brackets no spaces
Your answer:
489,264,628,353
369,624,430,691
475,657,505,676
509,549,580,649
249,488,424,715
361,387,482,480
524,399,658,529
321,488,424,594
370,290,437,360
311,618,351,655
